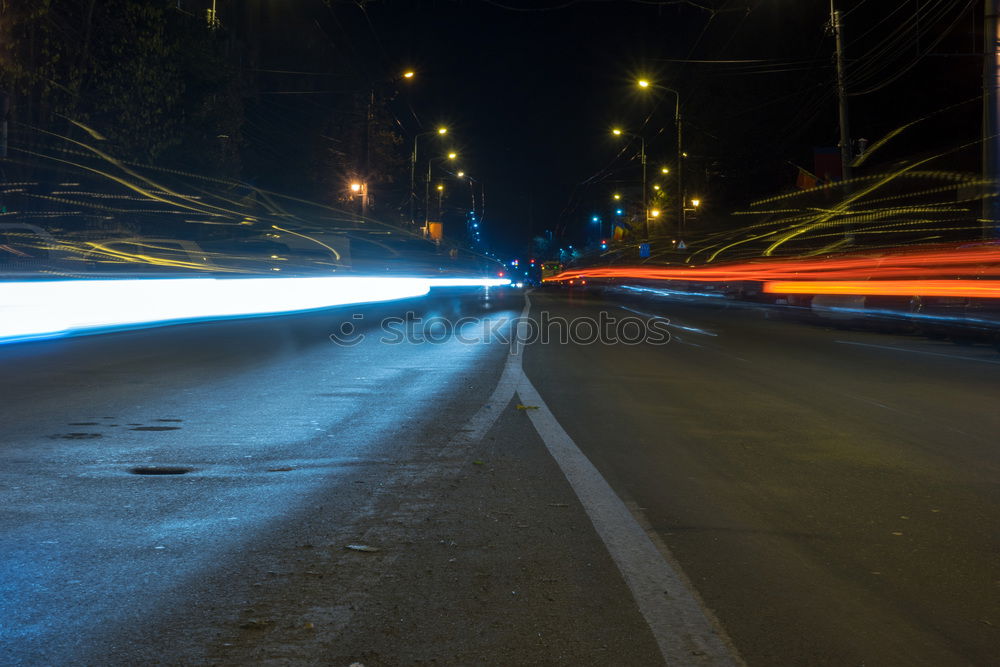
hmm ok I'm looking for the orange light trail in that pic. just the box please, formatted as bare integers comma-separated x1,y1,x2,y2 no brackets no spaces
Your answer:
543,244,1000,298
763,280,1000,298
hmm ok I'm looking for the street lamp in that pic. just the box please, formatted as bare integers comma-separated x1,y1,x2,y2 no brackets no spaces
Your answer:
613,193,621,200
364,71,418,220
349,182,367,219
612,127,647,238
591,214,605,240
410,126,448,225
425,152,457,226
461,173,485,224
637,78,684,233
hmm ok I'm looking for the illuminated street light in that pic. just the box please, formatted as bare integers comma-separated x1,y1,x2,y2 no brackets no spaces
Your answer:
691,198,701,208
652,184,660,191
650,209,661,218
613,193,621,200
403,70,415,79
612,128,647,237
435,183,446,222
457,171,465,178
637,78,685,232
349,182,367,220
661,167,670,174
426,152,459,225
411,126,450,225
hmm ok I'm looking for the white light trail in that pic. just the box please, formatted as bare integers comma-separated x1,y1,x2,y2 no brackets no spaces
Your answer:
0,276,510,344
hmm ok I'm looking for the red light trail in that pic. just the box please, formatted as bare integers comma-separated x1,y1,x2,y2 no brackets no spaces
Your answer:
763,280,1000,298
543,244,1000,298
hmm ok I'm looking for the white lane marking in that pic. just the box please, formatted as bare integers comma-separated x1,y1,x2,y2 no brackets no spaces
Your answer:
515,374,741,666
451,292,742,663
497,293,740,665
443,297,533,452
834,339,1000,366
620,306,719,337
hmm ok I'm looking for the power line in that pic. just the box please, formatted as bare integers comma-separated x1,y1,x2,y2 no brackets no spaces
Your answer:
849,0,976,96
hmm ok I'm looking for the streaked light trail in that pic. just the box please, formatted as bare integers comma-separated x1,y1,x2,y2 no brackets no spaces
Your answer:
763,280,1000,298
0,276,509,344
544,244,1000,299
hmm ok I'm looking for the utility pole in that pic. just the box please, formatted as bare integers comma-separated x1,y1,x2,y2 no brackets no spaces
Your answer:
363,87,374,212
676,114,683,235
830,0,852,182
984,0,1000,233
640,139,647,239
410,139,418,226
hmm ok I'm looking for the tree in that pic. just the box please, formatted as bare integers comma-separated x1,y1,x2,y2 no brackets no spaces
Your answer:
317,89,408,217
0,1,245,176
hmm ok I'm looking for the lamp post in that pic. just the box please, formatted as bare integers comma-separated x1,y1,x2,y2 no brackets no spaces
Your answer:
411,127,448,226
637,79,683,235
455,171,479,216
425,152,457,227
349,181,367,220
612,128,647,238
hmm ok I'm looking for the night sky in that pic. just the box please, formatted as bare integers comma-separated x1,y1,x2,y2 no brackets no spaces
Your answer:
244,0,981,256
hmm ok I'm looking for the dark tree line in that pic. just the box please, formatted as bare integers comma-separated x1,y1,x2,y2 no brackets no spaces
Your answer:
1,0,245,175
0,0,411,221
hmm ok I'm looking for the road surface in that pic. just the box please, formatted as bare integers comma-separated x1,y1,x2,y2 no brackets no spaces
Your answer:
1,286,996,665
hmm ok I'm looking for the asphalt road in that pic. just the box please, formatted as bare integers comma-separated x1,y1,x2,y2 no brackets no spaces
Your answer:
525,287,999,666
1,286,997,665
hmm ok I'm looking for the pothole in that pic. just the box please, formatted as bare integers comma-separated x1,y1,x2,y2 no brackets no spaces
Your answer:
129,466,194,475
